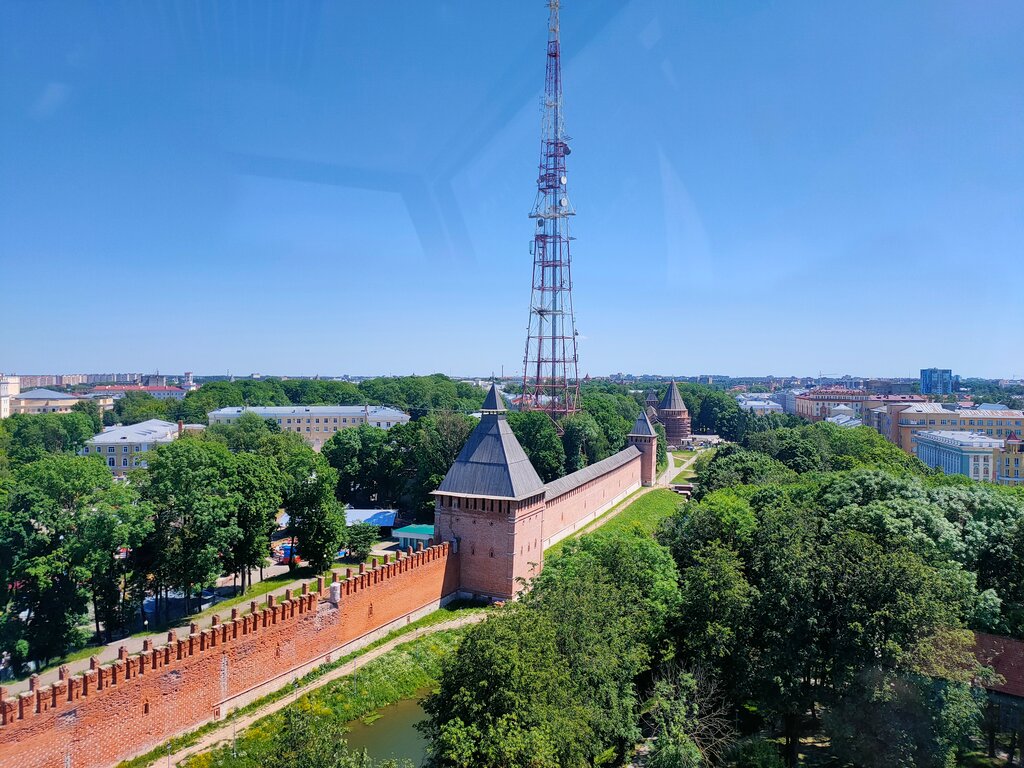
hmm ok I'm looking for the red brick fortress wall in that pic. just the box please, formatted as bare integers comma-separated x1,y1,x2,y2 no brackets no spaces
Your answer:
0,544,459,768
541,449,642,549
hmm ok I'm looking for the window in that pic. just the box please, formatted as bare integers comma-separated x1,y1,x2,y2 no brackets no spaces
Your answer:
122,458,128,467
333,418,338,423
108,447,115,453
123,445,129,453
108,458,115,467
286,418,292,424
83,446,89,453
315,418,320,423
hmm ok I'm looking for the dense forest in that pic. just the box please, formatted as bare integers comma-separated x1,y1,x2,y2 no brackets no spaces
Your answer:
423,422,1024,767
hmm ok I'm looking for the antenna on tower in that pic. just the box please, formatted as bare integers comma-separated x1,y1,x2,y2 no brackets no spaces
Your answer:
520,0,580,421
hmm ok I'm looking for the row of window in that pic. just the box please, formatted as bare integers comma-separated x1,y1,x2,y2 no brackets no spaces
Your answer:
107,457,144,468
84,444,149,454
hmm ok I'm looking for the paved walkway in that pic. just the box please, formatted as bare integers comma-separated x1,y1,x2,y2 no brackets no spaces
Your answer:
146,612,488,768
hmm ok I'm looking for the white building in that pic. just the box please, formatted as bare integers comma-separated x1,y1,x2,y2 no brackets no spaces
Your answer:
736,394,784,416
207,405,411,451
82,419,202,476
0,375,21,419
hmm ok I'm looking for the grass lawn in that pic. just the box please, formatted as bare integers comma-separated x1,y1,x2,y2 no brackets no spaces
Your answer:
670,468,695,484
671,450,697,461
598,489,682,537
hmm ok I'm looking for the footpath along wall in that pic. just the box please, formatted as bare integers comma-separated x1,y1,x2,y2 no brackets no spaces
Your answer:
0,543,459,768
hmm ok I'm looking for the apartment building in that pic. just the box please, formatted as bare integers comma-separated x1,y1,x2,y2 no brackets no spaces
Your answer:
795,388,872,422
920,368,955,396
207,405,411,451
91,384,187,400
913,430,1001,482
81,419,200,476
878,403,1024,453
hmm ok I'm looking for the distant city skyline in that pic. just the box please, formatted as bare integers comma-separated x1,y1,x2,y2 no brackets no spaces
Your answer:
2,2,1022,377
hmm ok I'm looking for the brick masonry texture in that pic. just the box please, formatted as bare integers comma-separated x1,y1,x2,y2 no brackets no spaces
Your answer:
0,543,459,768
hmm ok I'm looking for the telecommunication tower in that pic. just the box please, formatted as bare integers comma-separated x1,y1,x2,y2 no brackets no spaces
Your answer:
520,0,580,420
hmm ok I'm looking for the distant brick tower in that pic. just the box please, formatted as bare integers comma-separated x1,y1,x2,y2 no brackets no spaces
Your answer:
657,380,691,447
433,384,546,600
627,411,658,487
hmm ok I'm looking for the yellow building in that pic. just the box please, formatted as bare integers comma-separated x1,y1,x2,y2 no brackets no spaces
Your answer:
883,403,1024,453
9,388,114,416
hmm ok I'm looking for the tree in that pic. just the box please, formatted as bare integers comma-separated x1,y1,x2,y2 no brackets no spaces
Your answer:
71,399,103,432
322,424,402,507
0,455,125,664
140,440,239,615
227,453,284,593
283,451,345,573
506,412,565,483
111,391,169,425
346,522,380,561
559,412,607,473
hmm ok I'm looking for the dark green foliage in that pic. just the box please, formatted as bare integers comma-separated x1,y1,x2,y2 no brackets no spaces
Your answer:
692,445,797,499
109,391,171,425
0,412,97,465
346,522,380,561
506,411,565,483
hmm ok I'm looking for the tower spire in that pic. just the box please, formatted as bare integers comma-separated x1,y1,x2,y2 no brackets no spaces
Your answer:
520,0,580,421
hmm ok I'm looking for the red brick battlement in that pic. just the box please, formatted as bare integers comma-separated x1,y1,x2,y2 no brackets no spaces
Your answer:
0,542,459,768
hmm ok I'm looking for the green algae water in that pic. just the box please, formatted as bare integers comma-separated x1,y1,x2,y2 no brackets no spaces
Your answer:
344,697,428,766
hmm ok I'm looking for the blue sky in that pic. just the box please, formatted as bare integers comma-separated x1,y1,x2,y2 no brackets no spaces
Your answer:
2,1,1022,379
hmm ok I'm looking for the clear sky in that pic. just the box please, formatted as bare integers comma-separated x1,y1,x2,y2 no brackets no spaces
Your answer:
2,1,1022,379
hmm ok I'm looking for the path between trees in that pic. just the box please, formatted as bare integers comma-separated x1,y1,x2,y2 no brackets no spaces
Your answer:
136,612,488,768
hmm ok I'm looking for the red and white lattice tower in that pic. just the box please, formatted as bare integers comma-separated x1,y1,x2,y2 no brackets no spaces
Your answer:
520,0,580,420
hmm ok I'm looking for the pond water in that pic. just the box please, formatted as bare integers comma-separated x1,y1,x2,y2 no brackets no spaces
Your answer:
344,697,428,766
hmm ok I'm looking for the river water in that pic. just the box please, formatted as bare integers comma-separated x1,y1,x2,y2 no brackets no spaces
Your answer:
344,697,428,766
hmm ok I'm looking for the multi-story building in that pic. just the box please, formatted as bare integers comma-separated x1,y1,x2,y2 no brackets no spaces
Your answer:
58,374,88,387
914,430,1001,482
771,389,806,415
795,388,872,422
91,384,187,400
11,388,86,415
880,403,1024,453
825,404,862,428
997,432,1024,486
82,419,199,476
736,395,783,416
207,404,411,451
17,375,59,389
920,368,954,396
0,375,20,419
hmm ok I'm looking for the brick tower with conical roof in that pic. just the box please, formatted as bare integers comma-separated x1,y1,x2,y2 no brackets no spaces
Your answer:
433,384,546,600
657,381,692,448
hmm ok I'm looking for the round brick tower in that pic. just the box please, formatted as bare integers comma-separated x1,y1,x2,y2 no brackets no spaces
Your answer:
657,380,691,448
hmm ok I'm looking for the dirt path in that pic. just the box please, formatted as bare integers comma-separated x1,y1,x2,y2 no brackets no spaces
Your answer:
135,612,488,768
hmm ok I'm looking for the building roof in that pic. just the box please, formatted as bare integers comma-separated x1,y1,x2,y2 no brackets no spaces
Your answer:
899,403,1024,418
658,381,687,412
393,524,435,537
975,632,1024,699
17,388,79,400
208,405,409,420
88,419,181,445
345,509,398,527
435,410,544,500
544,446,641,501
629,410,656,437
913,430,1003,448
975,403,1009,411
92,385,185,393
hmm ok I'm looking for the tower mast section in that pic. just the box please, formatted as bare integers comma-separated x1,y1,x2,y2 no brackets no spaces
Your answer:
520,0,580,420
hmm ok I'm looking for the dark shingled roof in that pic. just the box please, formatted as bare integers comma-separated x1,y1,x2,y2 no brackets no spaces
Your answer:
544,446,641,501
481,383,505,413
658,381,688,412
629,410,656,437
436,411,544,500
